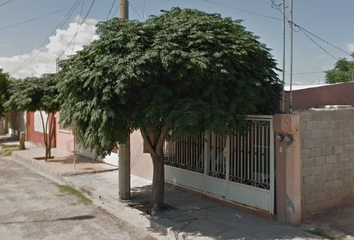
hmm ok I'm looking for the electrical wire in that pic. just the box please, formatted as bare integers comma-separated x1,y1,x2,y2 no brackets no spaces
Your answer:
200,0,282,21
10,0,82,75
300,28,338,61
300,27,352,57
112,1,120,18
270,0,348,61
59,0,96,58
129,1,143,21
106,0,116,20
0,0,13,8
286,71,325,75
0,6,74,31
71,0,85,55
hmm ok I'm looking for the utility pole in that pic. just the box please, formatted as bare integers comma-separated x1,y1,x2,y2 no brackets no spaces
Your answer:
289,0,293,114
120,0,129,19
118,0,131,200
281,0,286,113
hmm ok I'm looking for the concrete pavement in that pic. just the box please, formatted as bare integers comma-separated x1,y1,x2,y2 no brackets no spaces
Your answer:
8,141,322,240
0,156,157,240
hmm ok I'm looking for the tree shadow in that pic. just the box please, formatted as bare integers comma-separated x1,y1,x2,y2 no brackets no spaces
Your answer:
0,215,95,225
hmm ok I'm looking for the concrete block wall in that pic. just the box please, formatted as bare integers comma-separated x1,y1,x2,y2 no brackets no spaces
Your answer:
297,109,354,215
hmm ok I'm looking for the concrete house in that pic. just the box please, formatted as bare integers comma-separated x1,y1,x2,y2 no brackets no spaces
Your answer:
24,81,354,225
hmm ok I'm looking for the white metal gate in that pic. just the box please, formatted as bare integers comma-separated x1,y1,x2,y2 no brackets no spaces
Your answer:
164,115,274,214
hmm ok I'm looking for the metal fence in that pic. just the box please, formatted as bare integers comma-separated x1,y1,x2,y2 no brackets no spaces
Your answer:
228,119,272,190
164,133,205,173
164,116,273,190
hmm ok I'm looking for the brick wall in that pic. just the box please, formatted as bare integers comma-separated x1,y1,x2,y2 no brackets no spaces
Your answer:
298,109,354,215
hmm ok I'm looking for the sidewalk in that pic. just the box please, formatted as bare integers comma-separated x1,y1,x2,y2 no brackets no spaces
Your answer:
10,143,322,240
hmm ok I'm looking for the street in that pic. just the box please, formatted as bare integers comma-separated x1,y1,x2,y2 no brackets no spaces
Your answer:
0,156,156,240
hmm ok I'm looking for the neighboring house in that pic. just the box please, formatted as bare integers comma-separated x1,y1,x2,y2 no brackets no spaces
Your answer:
23,81,354,225
129,81,354,224
26,111,57,147
26,111,118,166
282,82,354,111
0,112,26,137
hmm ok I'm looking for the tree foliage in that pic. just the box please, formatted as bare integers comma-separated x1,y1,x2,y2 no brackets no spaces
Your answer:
325,54,354,84
57,8,281,211
0,68,10,117
4,73,59,160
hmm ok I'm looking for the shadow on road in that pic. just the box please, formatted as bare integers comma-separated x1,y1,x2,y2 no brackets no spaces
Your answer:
0,215,95,225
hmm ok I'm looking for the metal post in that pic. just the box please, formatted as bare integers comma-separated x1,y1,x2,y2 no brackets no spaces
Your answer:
289,0,294,114
281,0,286,113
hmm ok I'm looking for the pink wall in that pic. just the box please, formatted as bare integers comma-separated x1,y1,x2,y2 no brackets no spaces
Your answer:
282,82,354,112
27,112,56,147
55,112,74,151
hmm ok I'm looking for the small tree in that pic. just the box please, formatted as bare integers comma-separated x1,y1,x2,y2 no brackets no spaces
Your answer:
5,74,59,160
325,53,354,83
57,8,280,213
0,68,10,117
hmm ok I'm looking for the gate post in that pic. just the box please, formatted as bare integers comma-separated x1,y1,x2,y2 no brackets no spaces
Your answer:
274,114,301,225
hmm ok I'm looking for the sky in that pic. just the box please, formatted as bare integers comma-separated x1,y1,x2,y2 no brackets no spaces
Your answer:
0,0,353,86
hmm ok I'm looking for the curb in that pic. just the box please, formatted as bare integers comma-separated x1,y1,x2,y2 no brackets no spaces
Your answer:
11,151,67,185
10,151,215,240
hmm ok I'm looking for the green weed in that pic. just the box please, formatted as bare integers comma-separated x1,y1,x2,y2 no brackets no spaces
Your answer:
58,185,92,204
307,229,344,240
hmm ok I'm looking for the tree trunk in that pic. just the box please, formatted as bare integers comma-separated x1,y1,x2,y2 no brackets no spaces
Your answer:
150,152,165,215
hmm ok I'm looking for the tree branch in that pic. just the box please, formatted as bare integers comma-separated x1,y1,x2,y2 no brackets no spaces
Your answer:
140,127,157,157
156,126,168,156
39,111,48,147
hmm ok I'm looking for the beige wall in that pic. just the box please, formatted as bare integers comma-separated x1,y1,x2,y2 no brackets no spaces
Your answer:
298,109,354,215
130,130,153,181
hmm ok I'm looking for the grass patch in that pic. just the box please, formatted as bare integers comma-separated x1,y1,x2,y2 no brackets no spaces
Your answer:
58,185,92,204
0,144,19,149
307,229,344,240
0,148,20,156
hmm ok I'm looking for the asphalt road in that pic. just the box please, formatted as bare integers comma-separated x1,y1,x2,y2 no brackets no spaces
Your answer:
0,156,156,240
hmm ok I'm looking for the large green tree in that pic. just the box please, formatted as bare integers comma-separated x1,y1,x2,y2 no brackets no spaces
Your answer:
0,68,10,117
57,8,280,212
5,73,59,160
325,53,354,83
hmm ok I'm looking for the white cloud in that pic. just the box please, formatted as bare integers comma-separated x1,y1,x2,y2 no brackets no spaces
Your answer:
0,16,98,79
346,43,354,53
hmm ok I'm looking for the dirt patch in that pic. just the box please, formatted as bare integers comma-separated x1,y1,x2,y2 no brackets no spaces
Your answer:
301,203,354,239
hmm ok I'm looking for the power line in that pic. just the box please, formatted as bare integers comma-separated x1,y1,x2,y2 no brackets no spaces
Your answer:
71,0,85,55
270,0,349,61
300,27,352,57
129,1,143,21
286,71,325,75
300,28,338,61
112,1,120,17
0,6,73,31
0,0,13,8
106,0,116,20
10,0,82,75
59,0,96,58
199,0,282,21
